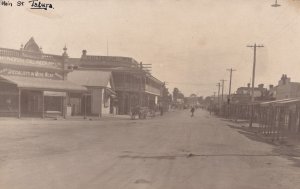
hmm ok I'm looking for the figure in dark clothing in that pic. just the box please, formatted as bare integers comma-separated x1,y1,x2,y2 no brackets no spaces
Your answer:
159,105,163,116
190,107,195,117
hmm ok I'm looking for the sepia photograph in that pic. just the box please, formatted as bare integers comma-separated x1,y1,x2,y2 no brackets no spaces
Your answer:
0,0,300,188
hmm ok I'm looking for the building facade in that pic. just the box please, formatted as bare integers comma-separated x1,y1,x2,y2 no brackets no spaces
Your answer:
0,38,86,118
70,50,164,115
184,94,198,107
276,74,300,100
67,70,117,116
231,83,274,104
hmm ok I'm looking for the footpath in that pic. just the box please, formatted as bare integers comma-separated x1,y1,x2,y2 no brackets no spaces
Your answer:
0,110,168,123
0,114,130,122
222,117,300,166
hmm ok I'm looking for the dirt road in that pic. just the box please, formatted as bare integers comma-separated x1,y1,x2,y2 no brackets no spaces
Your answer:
0,110,299,189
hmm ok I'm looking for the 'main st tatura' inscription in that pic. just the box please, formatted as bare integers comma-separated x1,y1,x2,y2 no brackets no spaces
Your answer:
29,0,53,10
1,0,54,10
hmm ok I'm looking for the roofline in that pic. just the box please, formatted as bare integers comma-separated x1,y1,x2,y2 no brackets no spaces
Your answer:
147,74,164,85
0,47,62,58
77,66,147,75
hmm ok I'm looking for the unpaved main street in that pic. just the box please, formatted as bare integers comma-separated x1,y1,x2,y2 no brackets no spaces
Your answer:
0,110,299,189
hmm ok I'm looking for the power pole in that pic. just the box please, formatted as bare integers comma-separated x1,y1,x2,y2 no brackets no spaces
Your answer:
139,62,144,107
247,43,264,127
213,92,216,102
227,68,236,103
216,83,221,114
227,68,235,118
216,83,221,107
220,79,226,104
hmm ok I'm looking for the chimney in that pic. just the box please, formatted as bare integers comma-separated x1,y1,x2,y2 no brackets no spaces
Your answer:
258,84,264,89
269,85,274,90
82,50,87,58
62,45,68,57
247,83,250,88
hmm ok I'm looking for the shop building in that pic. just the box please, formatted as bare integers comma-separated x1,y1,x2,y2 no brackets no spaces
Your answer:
67,70,117,117
0,37,86,118
69,50,164,115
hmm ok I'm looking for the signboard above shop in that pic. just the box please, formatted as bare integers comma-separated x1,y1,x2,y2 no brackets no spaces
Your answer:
0,54,63,70
0,68,63,80
44,91,67,97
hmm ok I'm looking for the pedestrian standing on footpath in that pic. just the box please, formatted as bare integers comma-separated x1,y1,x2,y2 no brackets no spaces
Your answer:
159,104,164,116
190,106,195,117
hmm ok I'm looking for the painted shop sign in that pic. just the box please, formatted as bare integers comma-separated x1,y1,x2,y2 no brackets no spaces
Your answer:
0,55,62,69
0,68,63,79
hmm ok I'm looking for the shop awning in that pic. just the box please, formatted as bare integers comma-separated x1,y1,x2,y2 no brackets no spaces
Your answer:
0,75,87,92
68,70,113,87
44,91,67,97
68,70,116,95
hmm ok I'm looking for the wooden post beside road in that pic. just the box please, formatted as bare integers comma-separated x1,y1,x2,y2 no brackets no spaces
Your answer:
247,43,264,127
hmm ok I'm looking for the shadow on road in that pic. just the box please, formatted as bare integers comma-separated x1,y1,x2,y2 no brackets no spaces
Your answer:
226,123,300,167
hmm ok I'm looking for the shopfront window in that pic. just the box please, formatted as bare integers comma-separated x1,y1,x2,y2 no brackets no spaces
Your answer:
0,94,18,113
104,90,110,108
45,96,62,112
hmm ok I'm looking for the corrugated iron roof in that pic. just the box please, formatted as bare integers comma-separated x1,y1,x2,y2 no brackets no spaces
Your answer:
260,98,300,106
67,70,113,88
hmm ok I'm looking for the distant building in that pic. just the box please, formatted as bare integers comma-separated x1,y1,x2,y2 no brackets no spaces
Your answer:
236,83,267,97
231,83,274,104
276,74,300,100
184,94,198,107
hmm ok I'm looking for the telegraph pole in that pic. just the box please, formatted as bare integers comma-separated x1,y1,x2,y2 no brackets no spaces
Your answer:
227,68,236,118
247,43,264,127
216,83,220,106
227,68,236,103
213,92,216,102
220,79,226,104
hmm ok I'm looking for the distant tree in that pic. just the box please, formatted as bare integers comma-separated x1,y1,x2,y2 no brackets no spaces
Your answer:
168,94,172,102
204,96,212,103
173,88,179,101
198,96,204,103
162,85,169,97
162,84,171,103
178,92,185,99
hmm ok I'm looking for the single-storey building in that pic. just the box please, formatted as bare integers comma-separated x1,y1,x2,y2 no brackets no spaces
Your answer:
67,70,117,117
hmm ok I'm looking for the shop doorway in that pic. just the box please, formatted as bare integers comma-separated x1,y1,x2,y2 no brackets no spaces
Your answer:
124,94,130,115
20,90,43,117
81,94,92,116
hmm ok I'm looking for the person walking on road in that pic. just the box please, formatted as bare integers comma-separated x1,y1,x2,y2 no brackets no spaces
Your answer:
190,106,195,117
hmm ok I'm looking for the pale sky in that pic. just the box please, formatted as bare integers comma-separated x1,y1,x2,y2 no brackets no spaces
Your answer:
1,0,300,97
